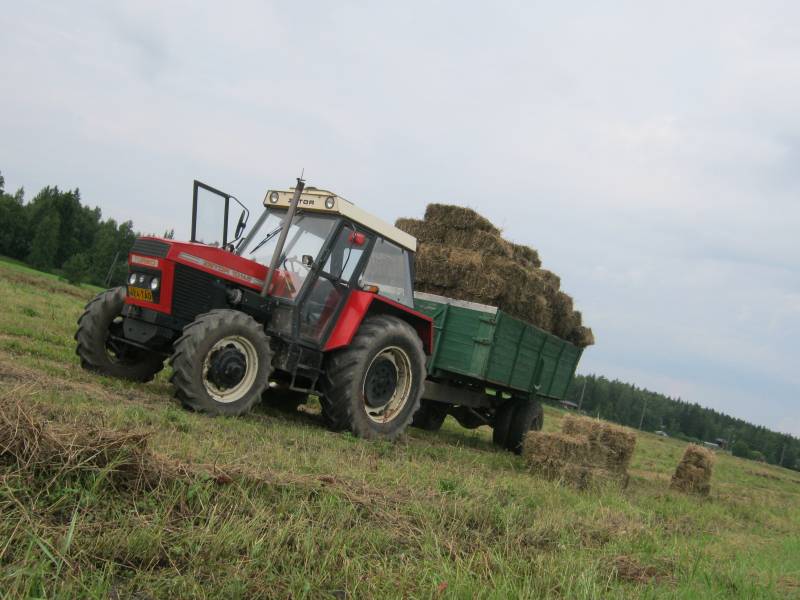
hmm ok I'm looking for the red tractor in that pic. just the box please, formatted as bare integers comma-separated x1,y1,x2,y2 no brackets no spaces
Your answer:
76,179,433,440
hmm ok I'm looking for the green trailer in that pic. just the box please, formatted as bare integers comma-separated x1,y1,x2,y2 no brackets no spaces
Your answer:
411,292,584,453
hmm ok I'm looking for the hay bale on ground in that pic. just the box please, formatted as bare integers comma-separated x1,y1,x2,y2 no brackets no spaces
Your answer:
522,431,626,490
561,415,637,473
671,445,714,496
523,431,591,463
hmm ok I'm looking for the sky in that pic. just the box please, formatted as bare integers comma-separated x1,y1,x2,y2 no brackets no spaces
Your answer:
1,2,798,434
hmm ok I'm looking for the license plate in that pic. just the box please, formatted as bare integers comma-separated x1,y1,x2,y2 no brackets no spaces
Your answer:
127,286,154,302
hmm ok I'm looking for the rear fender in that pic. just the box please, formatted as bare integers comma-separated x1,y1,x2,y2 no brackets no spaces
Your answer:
324,291,433,354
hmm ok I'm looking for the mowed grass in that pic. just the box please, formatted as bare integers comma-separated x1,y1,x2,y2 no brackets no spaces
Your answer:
0,256,799,599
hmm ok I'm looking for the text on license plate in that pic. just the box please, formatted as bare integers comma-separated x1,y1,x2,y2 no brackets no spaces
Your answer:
128,286,154,302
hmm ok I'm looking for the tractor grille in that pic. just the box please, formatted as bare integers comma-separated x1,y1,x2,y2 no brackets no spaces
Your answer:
172,263,219,321
131,238,171,258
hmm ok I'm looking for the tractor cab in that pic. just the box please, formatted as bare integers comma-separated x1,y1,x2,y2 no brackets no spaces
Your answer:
236,186,418,345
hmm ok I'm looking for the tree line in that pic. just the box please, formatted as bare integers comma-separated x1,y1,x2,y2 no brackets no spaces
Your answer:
0,171,137,286
563,374,800,470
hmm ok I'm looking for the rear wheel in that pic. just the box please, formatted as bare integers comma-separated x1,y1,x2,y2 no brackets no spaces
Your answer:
75,287,164,382
492,398,543,454
321,315,426,440
170,310,272,416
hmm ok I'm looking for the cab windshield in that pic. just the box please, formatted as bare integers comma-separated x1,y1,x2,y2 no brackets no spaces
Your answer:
242,209,338,299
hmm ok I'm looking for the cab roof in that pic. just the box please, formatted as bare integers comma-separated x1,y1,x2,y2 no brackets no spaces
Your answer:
263,187,416,252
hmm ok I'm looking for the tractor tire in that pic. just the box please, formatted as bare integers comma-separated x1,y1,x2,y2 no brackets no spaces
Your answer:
492,398,544,454
75,287,164,382
263,388,308,412
411,400,449,431
170,310,272,417
320,315,426,440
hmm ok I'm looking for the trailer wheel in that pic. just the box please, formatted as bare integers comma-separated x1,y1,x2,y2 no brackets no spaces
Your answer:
412,400,449,431
321,315,426,440
263,388,308,412
493,398,543,454
75,287,164,382
170,310,272,416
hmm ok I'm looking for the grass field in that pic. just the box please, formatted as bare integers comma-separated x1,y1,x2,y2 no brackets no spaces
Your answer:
1,256,799,599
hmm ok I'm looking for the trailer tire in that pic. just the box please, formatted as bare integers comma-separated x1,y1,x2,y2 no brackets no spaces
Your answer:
493,398,544,454
412,400,449,431
263,388,308,412
170,310,272,417
492,401,515,449
321,315,426,440
75,287,164,382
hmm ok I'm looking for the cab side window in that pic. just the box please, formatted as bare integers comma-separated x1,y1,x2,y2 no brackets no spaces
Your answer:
362,238,414,307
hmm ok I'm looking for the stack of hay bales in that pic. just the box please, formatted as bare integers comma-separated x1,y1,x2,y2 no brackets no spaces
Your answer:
670,445,714,497
396,204,594,347
522,415,636,489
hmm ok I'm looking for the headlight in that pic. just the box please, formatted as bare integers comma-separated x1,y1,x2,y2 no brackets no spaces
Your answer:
128,273,137,285
269,191,279,204
150,277,160,291
137,274,146,285
325,196,335,209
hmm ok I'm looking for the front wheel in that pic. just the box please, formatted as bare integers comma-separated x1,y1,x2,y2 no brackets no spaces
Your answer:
170,310,272,416
75,287,164,382
321,315,427,440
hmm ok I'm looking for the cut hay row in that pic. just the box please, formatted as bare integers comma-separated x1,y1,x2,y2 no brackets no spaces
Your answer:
671,444,714,497
397,204,594,347
0,396,232,490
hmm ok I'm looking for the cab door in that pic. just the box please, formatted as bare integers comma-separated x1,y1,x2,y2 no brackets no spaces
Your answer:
297,225,373,344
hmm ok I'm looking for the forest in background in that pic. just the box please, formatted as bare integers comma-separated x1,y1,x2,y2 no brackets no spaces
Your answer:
1,169,797,470
0,170,137,286
563,374,800,471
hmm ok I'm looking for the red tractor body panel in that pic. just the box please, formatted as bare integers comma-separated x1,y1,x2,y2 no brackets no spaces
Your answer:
125,237,433,355
126,237,269,314
325,290,434,354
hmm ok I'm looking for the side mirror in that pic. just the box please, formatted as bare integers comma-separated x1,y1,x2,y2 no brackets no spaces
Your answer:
234,210,247,239
301,255,314,268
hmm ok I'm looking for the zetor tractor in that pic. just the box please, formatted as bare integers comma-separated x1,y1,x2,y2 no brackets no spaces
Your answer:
75,179,432,440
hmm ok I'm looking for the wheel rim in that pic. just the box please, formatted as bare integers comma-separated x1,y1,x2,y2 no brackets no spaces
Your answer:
362,346,413,424
202,335,259,403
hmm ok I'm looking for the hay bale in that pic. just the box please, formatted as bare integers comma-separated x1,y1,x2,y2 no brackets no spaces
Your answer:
522,432,626,490
670,445,714,496
395,218,428,240
415,244,505,301
425,204,499,233
523,431,591,463
511,243,542,269
401,203,594,347
561,415,637,473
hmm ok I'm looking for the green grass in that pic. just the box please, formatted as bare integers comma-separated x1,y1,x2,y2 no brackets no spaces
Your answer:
1,258,799,599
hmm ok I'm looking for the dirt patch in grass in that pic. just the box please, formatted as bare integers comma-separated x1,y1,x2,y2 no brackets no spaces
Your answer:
609,555,675,585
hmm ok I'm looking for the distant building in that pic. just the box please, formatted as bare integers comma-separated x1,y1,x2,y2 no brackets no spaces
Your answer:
560,400,579,411
654,430,669,438
703,441,721,450
714,438,729,450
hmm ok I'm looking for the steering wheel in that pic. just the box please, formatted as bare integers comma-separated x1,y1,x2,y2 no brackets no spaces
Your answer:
282,256,308,274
